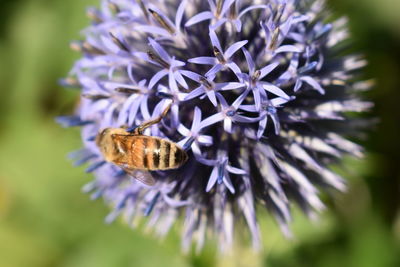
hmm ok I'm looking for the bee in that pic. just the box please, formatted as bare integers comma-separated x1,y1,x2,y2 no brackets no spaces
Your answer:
95,104,188,186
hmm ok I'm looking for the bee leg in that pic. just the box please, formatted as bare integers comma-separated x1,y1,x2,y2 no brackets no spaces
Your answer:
133,103,172,135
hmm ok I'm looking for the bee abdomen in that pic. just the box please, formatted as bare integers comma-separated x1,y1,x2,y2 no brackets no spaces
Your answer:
132,137,187,171
158,138,187,170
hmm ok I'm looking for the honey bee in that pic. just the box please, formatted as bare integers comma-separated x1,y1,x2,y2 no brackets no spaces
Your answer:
95,104,188,186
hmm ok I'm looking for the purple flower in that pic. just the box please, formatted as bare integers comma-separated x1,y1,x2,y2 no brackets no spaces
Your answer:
60,0,372,252
185,0,268,32
188,28,247,77
238,47,291,111
184,72,244,106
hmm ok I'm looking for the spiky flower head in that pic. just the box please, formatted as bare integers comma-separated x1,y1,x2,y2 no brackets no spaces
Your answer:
58,0,372,252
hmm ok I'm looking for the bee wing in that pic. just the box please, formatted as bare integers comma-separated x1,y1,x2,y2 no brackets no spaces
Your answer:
122,166,156,186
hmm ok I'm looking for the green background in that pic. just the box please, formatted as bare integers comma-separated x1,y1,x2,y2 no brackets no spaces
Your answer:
0,0,399,266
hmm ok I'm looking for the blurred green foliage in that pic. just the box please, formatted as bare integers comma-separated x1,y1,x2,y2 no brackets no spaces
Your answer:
0,0,399,266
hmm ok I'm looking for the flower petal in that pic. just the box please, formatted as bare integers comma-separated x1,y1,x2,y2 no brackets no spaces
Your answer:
259,62,280,79
300,76,325,94
175,0,187,29
188,57,216,65
200,113,224,128
206,90,218,107
177,124,191,136
185,86,205,100
221,0,236,16
242,48,255,75
174,71,188,89
226,165,247,175
225,40,248,59
274,45,301,54
192,106,202,130
185,11,214,27
149,69,168,89
148,38,171,62
217,82,245,91
257,115,268,139
224,118,233,133
206,167,219,192
209,29,223,52
206,63,224,77
261,83,290,99
136,25,171,37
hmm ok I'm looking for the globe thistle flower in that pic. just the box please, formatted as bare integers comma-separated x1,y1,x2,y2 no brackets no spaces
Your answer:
59,0,373,252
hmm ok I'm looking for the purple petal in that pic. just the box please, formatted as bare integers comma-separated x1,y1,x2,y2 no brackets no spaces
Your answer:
177,136,190,147
180,70,202,81
209,29,223,52
294,79,302,91
192,106,202,129
270,112,281,135
232,89,250,109
188,57,216,65
238,4,268,18
253,88,262,111
271,97,292,106
274,45,301,54
226,165,247,175
223,118,232,133
292,14,310,24
259,62,280,79
206,90,218,107
171,103,180,127
207,0,216,10
242,48,255,74
239,104,257,112
174,71,188,89
200,113,224,128
177,124,190,136
136,25,171,37
191,142,202,156
257,116,268,139
133,51,150,62
234,114,260,123
225,40,248,59
280,16,294,36
100,35,120,54
233,19,242,32
223,173,235,194
300,76,325,94
148,38,171,62
211,18,228,30
185,86,205,100
168,70,179,92
206,167,219,192
226,62,242,76
117,94,137,125
289,143,322,171
185,11,214,27
206,63,224,77
261,83,290,99
221,0,236,16
197,135,213,145
149,69,168,89
217,82,245,91
128,96,142,125
175,0,187,29
162,194,189,207
216,93,229,107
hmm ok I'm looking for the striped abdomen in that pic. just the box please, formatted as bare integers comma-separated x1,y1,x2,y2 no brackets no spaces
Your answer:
127,136,188,171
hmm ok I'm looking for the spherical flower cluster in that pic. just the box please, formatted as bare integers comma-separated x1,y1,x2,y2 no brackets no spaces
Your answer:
58,0,372,251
